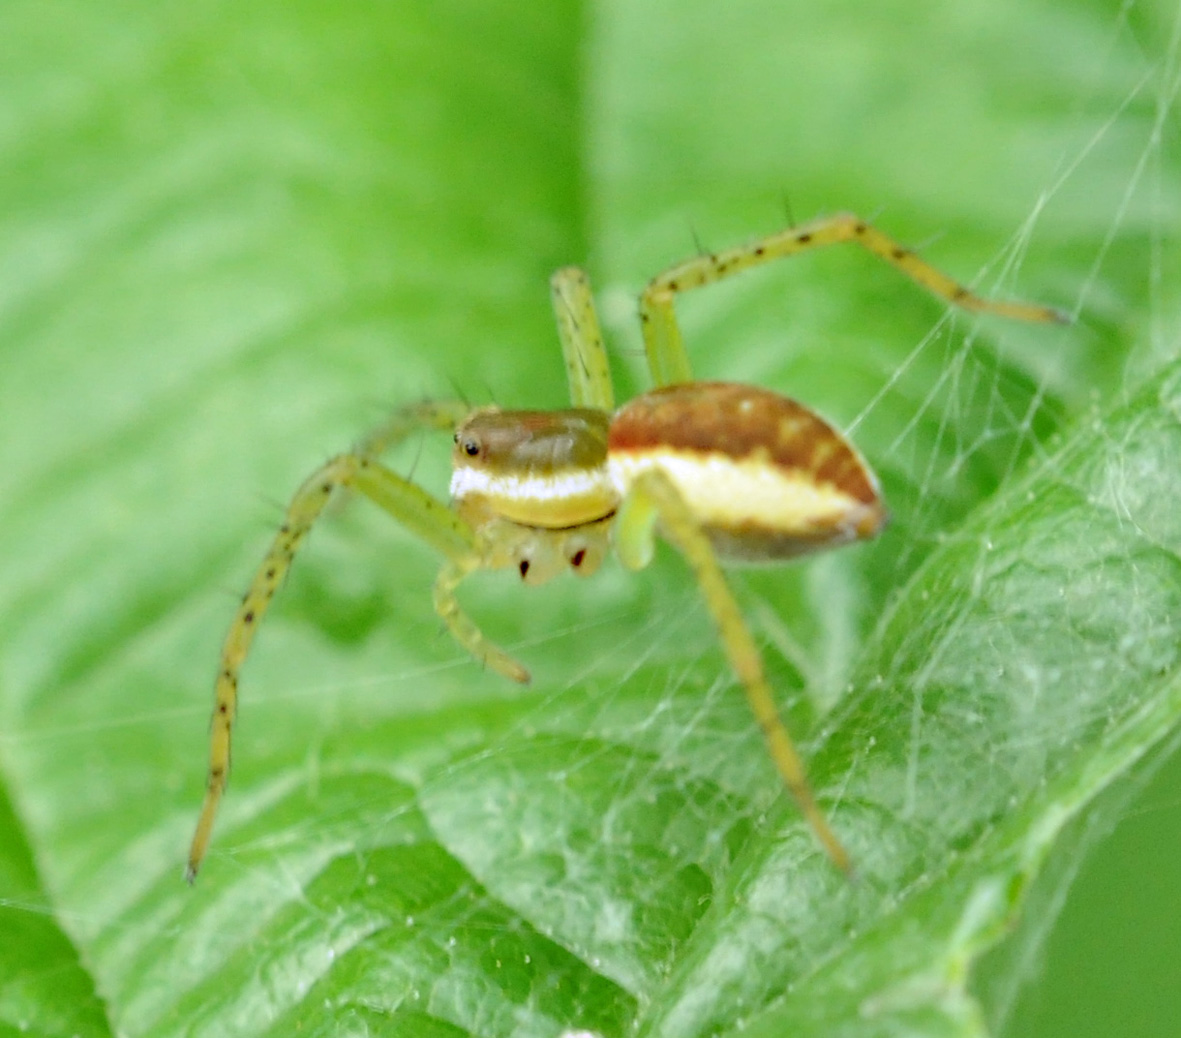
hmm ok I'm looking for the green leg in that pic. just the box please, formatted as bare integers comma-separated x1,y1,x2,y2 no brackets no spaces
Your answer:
188,447,478,881
433,559,531,685
615,468,852,873
550,266,614,411
639,212,1068,388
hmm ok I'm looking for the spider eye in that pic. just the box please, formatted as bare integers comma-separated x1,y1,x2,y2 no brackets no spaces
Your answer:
462,438,480,457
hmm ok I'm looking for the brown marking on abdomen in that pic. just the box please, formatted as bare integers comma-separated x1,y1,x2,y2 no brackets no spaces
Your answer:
609,381,880,506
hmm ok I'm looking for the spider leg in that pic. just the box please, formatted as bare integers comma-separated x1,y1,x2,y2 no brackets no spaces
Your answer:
614,468,852,873
187,429,482,881
550,266,614,411
434,558,531,684
639,211,1069,386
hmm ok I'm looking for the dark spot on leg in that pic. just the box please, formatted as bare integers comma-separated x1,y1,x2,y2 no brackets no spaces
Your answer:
519,559,530,579
854,222,867,235
243,610,255,624
797,232,812,244
570,549,586,568
891,247,908,260
757,714,781,737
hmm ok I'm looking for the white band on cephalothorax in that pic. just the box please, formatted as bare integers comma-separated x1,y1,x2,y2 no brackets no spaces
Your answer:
450,464,617,507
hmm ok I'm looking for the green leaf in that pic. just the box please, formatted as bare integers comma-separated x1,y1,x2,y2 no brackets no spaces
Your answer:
1,1,1178,1037
0,782,108,1036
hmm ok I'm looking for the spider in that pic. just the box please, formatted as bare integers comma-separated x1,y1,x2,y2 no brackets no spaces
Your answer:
187,212,1065,881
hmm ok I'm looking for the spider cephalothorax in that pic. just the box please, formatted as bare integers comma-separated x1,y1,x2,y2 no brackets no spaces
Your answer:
188,213,1064,881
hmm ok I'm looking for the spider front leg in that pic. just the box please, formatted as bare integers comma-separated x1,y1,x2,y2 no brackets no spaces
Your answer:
551,265,614,410
187,402,493,881
613,468,852,874
640,212,1069,386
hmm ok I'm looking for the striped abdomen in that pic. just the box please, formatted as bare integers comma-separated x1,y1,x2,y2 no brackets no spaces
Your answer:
607,381,887,561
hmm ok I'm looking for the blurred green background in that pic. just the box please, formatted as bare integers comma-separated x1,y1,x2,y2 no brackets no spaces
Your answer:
0,1,1178,1036
1003,745,1181,1036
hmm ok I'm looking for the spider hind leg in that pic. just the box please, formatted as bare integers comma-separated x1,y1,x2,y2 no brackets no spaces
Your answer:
612,465,853,873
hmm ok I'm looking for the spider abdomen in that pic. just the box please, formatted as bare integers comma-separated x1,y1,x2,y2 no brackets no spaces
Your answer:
608,381,887,561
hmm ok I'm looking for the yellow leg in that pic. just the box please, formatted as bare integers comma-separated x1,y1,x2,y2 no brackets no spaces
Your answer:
615,469,852,873
433,559,531,685
640,211,1069,386
550,266,614,411
187,447,477,882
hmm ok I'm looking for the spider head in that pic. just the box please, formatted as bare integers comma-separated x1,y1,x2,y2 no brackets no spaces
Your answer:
449,407,618,529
